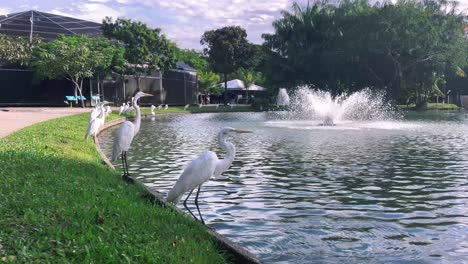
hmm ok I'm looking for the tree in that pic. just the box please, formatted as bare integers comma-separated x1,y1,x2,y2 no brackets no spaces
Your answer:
32,36,123,107
262,0,467,107
201,26,253,104
0,34,40,67
235,68,264,98
198,71,222,95
173,48,209,72
102,17,175,90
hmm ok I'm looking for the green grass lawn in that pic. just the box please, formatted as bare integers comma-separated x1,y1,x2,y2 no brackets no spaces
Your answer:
398,103,459,110
0,110,236,263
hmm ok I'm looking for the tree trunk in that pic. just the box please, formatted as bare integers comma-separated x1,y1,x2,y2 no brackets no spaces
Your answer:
224,73,228,105
135,75,141,91
79,79,85,108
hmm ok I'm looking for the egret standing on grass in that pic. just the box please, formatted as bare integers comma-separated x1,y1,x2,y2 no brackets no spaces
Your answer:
166,127,252,224
112,90,153,177
150,104,156,116
85,104,106,141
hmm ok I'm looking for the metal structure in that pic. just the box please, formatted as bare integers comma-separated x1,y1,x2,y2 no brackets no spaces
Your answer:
0,10,199,106
0,10,102,41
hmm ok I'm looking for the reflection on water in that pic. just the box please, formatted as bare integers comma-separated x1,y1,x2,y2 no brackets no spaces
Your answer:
99,111,468,263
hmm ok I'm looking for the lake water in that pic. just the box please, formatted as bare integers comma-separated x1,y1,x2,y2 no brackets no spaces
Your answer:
98,111,468,263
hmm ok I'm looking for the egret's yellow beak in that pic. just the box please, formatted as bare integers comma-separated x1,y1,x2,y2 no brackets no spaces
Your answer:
142,92,153,97
234,129,253,133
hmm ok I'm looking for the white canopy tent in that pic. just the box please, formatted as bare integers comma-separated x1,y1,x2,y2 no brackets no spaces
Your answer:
247,84,267,91
218,79,267,91
219,79,245,90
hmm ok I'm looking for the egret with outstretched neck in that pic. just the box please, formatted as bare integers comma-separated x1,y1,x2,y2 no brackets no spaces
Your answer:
112,90,153,177
166,127,252,224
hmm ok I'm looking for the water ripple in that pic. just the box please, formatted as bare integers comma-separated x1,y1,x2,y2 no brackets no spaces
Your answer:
99,112,468,263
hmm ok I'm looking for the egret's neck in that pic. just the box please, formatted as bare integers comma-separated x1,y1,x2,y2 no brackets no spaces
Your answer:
219,133,236,163
133,102,141,136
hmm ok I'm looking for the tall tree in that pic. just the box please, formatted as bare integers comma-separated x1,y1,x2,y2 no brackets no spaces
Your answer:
198,71,222,95
173,48,209,72
102,17,175,90
0,34,40,67
201,26,253,104
32,36,123,107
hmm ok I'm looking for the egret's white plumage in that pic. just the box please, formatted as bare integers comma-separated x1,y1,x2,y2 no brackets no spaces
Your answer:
105,105,112,117
111,91,153,176
157,105,162,110
166,127,252,223
85,105,105,140
198,104,202,108
119,104,125,115
184,104,189,110
165,104,168,110
150,104,156,115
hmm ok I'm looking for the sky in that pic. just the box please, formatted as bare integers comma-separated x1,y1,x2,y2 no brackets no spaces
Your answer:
0,0,467,50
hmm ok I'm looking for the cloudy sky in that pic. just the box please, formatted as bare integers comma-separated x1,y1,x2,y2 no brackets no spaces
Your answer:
0,0,467,49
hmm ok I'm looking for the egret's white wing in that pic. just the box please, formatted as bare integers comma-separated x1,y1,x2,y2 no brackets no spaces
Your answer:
166,151,218,204
85,118,100,139
112,121,135,161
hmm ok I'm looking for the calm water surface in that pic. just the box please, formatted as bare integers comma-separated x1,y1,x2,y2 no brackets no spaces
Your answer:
99,111,468,263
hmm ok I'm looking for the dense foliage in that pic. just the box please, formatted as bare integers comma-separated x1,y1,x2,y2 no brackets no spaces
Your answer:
102,18,175,89
201,26,255,103
262,0,468,108
0,34,40,67
31,36,124,107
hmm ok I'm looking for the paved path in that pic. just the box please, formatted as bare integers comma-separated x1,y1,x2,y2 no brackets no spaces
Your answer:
0,107,90,139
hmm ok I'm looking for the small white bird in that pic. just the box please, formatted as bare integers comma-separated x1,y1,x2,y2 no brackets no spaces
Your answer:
85,104,106,141
184,104,189,110
150,104,156,115
119,103,125,115
112,90,153,177
216,104,220,109
165,104,168,110
157,105,162,110
105,105,112,117
166,127,252,224
198,104,202,108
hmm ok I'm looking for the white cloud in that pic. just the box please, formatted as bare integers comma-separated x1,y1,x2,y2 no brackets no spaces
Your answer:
0,7,12,15
51,3,122,23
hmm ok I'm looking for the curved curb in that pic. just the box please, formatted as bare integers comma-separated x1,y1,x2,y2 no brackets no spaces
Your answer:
95,115,263,264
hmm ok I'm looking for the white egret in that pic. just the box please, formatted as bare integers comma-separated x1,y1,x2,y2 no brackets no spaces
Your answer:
165,104,168,110
184,104,189,110
166,127,252,224
119,103,125,115
150,104,156,116
198,104,202,108
105,105,112,117
112,90,153,177
85,104,106,141
157,105,162,110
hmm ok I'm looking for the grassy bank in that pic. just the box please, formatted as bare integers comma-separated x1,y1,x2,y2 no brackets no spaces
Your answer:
398,103,459,110
0,110,237,262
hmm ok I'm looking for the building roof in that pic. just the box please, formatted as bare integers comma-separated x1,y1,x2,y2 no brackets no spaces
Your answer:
0,10,102,41
175,61,196,72
219,79,245,90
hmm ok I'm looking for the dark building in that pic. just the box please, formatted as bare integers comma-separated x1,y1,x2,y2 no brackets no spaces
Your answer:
0,10,198,106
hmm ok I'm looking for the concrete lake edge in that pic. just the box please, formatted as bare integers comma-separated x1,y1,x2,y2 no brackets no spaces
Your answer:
95,114,264,264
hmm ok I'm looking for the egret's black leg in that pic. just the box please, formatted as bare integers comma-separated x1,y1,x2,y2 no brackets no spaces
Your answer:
194,185,205,225
183,189,199,221
120,152,126,176
124,152,130,176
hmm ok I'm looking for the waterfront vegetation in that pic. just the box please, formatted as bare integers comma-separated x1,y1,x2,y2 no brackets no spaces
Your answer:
398,103,459,110
0,108,251,262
